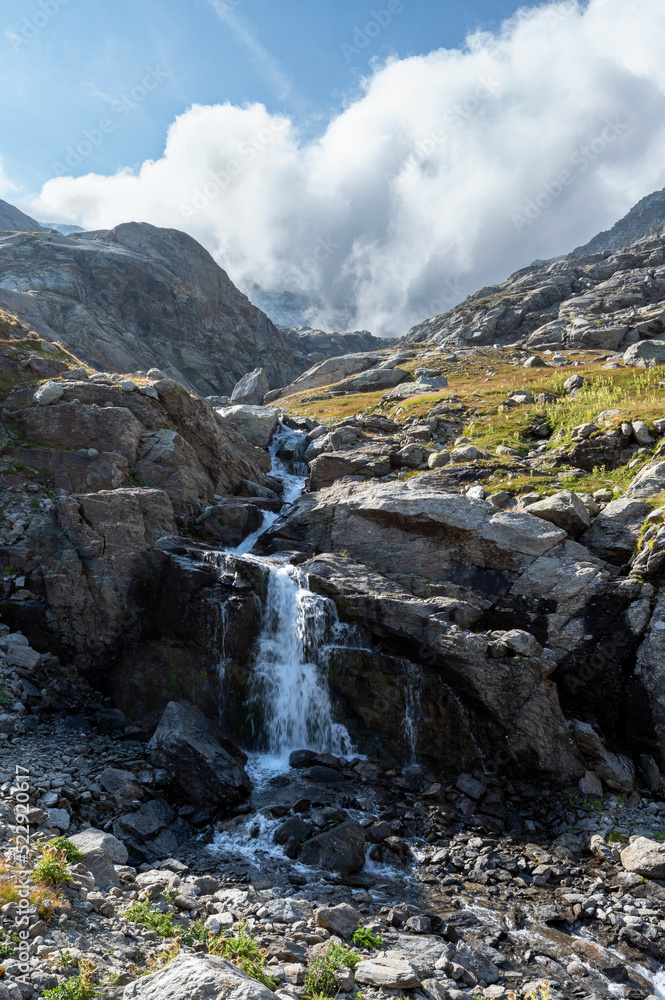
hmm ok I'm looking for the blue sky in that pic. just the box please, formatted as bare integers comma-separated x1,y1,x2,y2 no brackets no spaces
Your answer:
3,0,665,337
0,0,537,191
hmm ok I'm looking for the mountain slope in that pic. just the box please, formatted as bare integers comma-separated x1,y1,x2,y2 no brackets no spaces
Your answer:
0,197,44,233
571,186,665,257
0,220,302,395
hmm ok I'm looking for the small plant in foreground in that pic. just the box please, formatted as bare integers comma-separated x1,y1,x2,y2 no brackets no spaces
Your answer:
45,837,84,863
34,848,71,887
351,926,384,949
208,922,278,990
304,942,360,998
42,959,98,999
124,902,175,938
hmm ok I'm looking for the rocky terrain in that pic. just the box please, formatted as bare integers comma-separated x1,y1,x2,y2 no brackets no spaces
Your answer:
0,201,43,236
0,222,301,398
0,196,663,999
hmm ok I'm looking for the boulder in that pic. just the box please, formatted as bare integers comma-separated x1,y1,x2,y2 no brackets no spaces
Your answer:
526,491,591,535
230,368,270,405
79,847,121,891
12,402,145,463
384,378,448,401
298,820,365,875
34,381,64,405
147,701,250,810
428,451,450,469
281,353,381,396
626,460,665,498
315,903,361,939
620,837,665,878
354,958,420,990
623,340,665,368
197,500,263,546
122,953,275,1000
580,497,650,564
332,367,408,393
216,405,278,448
69,828,128,865
309,451,390,491
117,798,176,843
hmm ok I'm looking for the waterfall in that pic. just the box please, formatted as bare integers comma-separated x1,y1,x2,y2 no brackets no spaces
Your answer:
250,562,353,759
443,681,489,774
211,418,352,761
402,662,422,763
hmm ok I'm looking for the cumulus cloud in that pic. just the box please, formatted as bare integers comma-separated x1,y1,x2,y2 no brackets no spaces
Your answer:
27,0,665,336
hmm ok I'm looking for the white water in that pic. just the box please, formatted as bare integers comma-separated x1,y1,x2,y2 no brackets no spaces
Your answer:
402,661,422,763
213,420,353,763
250,562,353,761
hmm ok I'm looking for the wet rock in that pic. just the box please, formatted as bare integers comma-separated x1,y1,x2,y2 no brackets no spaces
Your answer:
298,819,365,875
274,817,312,845
456,774,487,801
123,953,275,1000
354,957,420,989
620,837,665,878
453,941,501,984
315,902,361,939
526,490,591,535
147,701,250,810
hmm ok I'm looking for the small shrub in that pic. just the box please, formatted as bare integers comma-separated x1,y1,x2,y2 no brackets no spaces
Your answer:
304,942,360,998
42,960,98,999
208,922,277,991
178,920,207,946
34,849,71,887
124,902,175,938
45,837,84,863
351,926,384,950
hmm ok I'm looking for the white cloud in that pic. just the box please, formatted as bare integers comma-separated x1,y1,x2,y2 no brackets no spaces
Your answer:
26,0,665,336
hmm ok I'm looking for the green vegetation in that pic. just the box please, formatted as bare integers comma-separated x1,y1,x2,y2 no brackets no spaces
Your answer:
124,902,175,938
208,922,278,990
351,926,384,949
33,848,72,887
303,942,360,999
42,961,98,999
45,837,84,863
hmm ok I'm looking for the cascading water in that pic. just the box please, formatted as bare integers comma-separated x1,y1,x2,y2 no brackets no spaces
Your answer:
402,662,422,763
211,417,353,764
250,563,353,759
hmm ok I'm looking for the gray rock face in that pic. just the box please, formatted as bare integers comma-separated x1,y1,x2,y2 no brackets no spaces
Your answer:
298,819,366,874
69,828,128,865
279,352,382,396
216,405,278,448
123,953,275,1000
0,198,44,233
230,367,269,405
302,554,585,781
631,596,665,769
274,480,566,585
526,491,591,535
354,958,420,989
626,460,665,498
331,367,408,393
315,902,361,939
0,222,301,395
571,186,665,256
620,837,665,878
623,340,665,367
147,701,250,810
308,451,391,491
581,497,650,564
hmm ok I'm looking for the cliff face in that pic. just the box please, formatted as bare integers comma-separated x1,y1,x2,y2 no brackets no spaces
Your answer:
0,197,44,233
0,221,302,395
